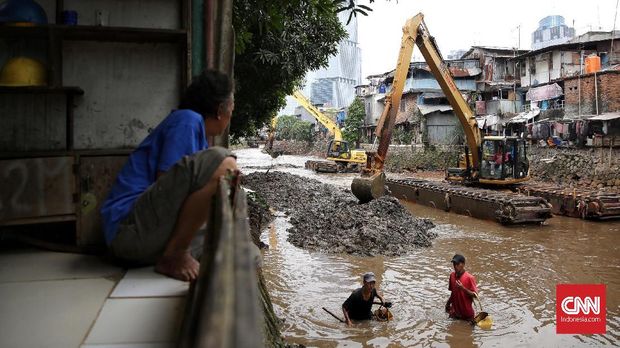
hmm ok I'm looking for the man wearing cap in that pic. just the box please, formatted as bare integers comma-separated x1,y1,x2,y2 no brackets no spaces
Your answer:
445,254,478,322
342,272,388,326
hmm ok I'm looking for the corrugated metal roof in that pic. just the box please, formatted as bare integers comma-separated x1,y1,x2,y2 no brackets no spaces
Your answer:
514,32,620,59
588,113,620,121
450,67,482,77
417,104,453,115
462,46,530,59
415,66,481,77
422,92,445,99
506,109,541,124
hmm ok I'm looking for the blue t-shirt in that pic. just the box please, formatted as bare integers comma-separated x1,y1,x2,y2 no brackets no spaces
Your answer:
101,109,208,244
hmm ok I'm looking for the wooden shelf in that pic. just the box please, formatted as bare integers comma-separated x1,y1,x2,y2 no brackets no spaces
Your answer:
0,24,50,39
0,86,84,95
0,149,133,160
0,24,186,43
60,25,186,43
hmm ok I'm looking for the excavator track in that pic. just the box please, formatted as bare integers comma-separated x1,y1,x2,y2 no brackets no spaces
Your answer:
516,183,620,220
387,178,553,224
305,160,359,173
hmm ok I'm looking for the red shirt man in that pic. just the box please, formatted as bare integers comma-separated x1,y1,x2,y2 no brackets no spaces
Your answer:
445,254,478,321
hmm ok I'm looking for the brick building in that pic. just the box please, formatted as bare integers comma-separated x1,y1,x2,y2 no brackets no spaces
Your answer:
564,70,620,116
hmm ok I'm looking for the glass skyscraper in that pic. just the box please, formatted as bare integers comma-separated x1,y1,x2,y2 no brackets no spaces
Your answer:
280,10,362,116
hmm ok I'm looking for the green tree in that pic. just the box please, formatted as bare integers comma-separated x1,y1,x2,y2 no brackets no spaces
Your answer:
231,0,347,139
392,127,413,145
275,115,297,140
342,97,365,146
275,115,314,142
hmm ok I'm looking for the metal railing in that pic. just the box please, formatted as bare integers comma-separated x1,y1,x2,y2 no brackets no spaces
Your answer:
179,172,264,348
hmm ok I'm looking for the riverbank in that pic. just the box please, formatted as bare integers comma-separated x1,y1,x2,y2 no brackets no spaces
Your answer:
253,140,620,190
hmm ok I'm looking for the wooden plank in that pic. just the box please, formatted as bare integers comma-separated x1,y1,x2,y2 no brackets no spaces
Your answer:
60,25,187,43
179,175,263,348
0,157,76,223
197,178,235,348
0,214,76,226
232,188,263,347
0,25,187,43
0,86,83,94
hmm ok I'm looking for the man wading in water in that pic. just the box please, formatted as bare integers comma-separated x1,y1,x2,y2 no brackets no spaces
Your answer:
445,254,478,322
342,272,390,326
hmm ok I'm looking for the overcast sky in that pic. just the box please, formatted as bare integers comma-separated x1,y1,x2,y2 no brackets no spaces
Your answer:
356,0,619,81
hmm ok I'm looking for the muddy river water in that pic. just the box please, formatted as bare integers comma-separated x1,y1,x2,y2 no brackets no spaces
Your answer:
236,148,619,347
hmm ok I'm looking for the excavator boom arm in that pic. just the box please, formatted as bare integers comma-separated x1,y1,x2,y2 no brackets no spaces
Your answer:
292,90,342,141
370,13,481,172
371,15,421,171
415,18,481,169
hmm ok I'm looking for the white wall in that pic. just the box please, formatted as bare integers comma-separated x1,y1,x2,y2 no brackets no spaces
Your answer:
64,41,181,149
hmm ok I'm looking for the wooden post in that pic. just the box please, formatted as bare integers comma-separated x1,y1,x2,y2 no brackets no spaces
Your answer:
179,175,263,348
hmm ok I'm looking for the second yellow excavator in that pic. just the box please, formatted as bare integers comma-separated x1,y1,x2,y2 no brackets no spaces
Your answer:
292,90,367,172
352,13,531,203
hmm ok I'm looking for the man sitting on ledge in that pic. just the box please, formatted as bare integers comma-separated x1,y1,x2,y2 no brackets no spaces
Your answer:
101,70,237,282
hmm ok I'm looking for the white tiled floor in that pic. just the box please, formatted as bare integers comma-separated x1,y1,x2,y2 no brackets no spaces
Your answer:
0,248,188,348
0,249,121,282
110,267,189,298
0,278,116,348
84,298,185,345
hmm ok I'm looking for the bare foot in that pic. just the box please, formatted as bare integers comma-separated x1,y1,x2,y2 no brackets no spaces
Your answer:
155,252,199,281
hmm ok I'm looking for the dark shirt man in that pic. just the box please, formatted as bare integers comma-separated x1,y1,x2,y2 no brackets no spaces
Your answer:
342,272,386,326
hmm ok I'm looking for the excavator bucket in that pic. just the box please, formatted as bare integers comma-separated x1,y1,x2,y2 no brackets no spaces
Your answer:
351,172,386,203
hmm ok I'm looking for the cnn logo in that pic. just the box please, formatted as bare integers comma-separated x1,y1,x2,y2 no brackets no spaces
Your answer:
556,284,606,334
560,296,600,315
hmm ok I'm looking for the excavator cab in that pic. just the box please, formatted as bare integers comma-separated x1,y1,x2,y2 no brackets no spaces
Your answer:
325,140,367,165
448,136,530,185
326,140,350,160
478,136,529,184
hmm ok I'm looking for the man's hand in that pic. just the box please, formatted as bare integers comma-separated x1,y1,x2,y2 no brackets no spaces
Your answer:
456,280,465,289
456,280,474,297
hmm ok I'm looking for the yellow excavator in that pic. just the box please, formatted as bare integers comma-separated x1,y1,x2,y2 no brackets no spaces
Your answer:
292,90,367,172
352,13,530,203
265,116,281,158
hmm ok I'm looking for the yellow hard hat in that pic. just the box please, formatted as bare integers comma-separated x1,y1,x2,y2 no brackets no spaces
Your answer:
0,57,47,86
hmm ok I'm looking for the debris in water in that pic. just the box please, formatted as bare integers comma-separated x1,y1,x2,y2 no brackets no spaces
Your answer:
242,172,436,256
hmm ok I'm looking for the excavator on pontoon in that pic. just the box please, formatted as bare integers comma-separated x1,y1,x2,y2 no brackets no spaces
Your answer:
352,13,529,202
351,13,553,224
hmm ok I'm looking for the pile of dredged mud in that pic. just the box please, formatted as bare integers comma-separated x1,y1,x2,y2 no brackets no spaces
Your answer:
243,172,436,256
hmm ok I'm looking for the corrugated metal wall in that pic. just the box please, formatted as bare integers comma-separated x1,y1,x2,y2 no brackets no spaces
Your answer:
426,113,459,144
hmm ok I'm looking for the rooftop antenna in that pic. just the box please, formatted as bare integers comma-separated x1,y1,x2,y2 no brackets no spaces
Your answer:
611,0,619,63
